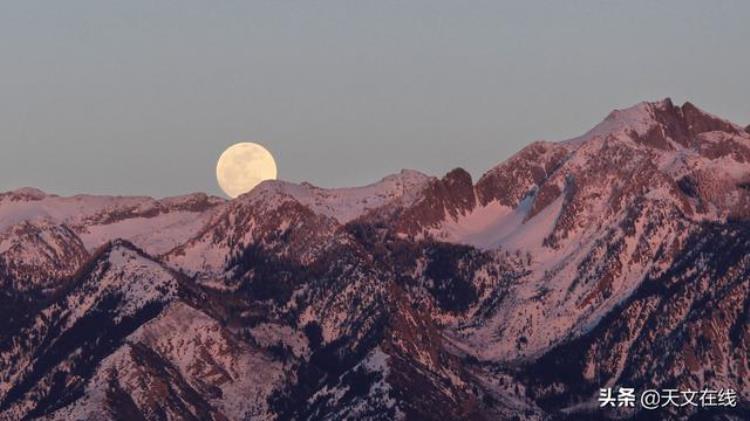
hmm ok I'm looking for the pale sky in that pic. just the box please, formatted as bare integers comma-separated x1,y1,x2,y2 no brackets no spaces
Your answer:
2,1,749,197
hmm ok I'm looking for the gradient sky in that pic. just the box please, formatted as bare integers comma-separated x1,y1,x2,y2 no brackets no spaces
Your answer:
2,1,749,197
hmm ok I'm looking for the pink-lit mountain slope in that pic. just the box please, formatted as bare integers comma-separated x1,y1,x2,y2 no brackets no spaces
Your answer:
0,99,747,420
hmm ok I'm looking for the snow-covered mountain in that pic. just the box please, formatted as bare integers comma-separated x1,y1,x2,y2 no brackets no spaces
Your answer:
0,190,225,256
1,99,748,419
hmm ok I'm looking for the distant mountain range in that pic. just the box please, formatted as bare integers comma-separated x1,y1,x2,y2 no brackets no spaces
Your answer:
1,99,748,420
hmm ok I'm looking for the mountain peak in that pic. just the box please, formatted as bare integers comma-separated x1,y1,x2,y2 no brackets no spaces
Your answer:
2,187,48,201
104,238,142,253
82,238,151,269
564,98,746,151
676,100,743,136
442,167,473,186
236,170,433,224
380,168,431,183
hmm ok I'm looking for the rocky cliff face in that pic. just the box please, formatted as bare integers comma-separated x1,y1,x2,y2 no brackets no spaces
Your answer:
0,99,748,419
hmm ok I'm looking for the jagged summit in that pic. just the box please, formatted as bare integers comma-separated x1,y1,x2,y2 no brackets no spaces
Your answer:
563,98,748,149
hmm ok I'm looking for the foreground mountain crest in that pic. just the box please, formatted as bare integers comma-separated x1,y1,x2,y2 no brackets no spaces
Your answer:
1,99,748,419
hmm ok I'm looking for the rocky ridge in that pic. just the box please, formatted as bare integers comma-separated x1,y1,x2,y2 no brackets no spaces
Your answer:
0,99,748,420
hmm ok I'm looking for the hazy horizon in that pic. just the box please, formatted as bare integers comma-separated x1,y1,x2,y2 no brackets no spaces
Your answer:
2,1,749,198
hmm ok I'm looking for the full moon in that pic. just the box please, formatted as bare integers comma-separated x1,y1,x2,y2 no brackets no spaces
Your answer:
216,142,277,198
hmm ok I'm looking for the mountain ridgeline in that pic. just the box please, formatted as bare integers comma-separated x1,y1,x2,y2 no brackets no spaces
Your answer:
0,99,748,420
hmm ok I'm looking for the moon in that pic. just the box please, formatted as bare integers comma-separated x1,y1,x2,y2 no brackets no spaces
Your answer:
216,142,277,198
